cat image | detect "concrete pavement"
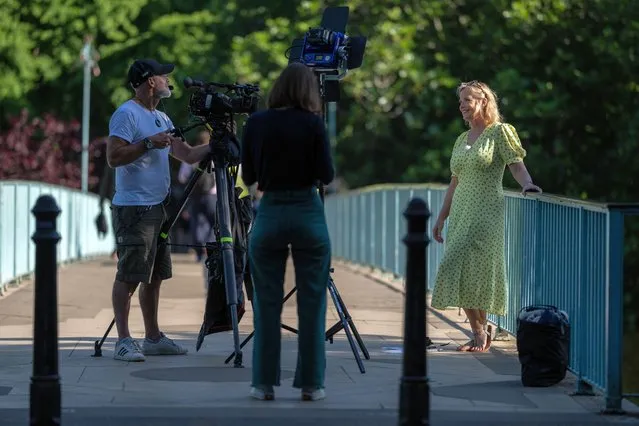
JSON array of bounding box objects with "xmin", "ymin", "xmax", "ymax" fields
[{"xmin": 0, "ymin": 254, "xmax": 638, "ymax": 425}]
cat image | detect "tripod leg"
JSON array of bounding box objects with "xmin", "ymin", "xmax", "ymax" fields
[
  {"xmin": 224, "ymin": 330, "xmax": 255, "ymax": 364},
  {"xmin": 332, "ymin": 283, "xmax": 370, "ymax": 360},
  {"xmin": 224, "ymin": 287, "xmax": 298, "ymax": 364},
  {"xmin": 225, "ymin": 299, "xmax": 258, "ymax": 365},
  {"xmin": 281, "ymin": 286, "xmax": 298, "ymax": 334},
  {"xmin": 225, "ymin": 286, "xmax": 300, "ymax": 362},
  {"xmin": 92, "ymin": 318, "xmax": 116, "ymax": 357},
  {"xmin": 324, "ymin": 278, "xmax": 371, "ymax": 361},
  {"xmin": 228, "ymin": 303, "xmax": 242, "ymax": 367},
  {"xmin": 327, "ymin": 278, "xmax": 366, "ymax": 374},
  {"xmin": 214, "ymin": 168, "xmax": 243, "ymax": 368},
  {"xmin": 282, "ymin": 286, "xmax": 297, "ymax": 303},
  {"xmin": 282, "ymin": 324, "xmax": 298, "ymax": 333}
]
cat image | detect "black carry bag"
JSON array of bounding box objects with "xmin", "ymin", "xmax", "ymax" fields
[
  {"xmin": 516, "ymin": 304, "xmax": 571, "ymax": 387},
  {"xmin": 196, "ymin": 186, "xmax": 254, "ymax": 350}
]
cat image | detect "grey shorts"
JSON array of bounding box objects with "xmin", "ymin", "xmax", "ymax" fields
[{"xmin": 112, "ymin": 203, "xmax": 172, "ymax": 284}]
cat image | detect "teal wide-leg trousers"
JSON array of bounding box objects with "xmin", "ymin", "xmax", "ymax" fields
[{"xmin": 249, "ymin": 188, "xmax": 331, "ymax": 389}]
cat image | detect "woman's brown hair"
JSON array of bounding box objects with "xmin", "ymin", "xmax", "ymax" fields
[{"xmin": 266, "ymin": 63, "xmax": 322, "ymax": 114}]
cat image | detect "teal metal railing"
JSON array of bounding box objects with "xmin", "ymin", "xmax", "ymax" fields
[
  {"xmin": 325, "ymin": 183, "xmax": 638, "ymax": 413},
  {"xmin": 0, "ymin": 180, "xmax": 115, "ymax": 295}
]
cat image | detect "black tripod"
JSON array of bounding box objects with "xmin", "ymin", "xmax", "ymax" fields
[
  {"xmin": 224, "ymin": 79, "xmax": 370, "ymax": 373},
  {"xmin": 92, "ymin": 120, "xmax": 248, "ymax": 367},
  {"xmin": 224, "ymin": 206, "xmax": 371, "ymax": 373}
]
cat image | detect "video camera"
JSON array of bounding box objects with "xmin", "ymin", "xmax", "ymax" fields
[
  {"xmin": 287, "ymin": 6, "xmax": 367, "ymax": 102},
  {"xmin": 183, "ymin": 77, "xmax": 260, "ymax": 121},
  {"xmin": 178, "ymin": 77, "xmax": 261, "ymax": 166}
]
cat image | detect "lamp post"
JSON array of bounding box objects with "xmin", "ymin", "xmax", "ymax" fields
[{"xmin": 79, "ymin": 35, "xmax": 100, "ymax": 192}]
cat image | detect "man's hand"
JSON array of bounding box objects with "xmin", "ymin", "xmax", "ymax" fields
[
  {"xmin": 170, "ymin": 133, "xmax": 211, "ymax": 164},
  {"xmin": 169, "ymin": 127, "xmax": 186, "ymax": 142},
  {"xmin": 148, "ymin": 131, "xmax": 179, "ymax": 149},
  {"xmin": 225, "ymin": 120, "xmax": 237, "ymax": 134}
]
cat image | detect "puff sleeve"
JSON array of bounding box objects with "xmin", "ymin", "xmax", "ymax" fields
[
  {"xmin": 498, "ymin": 123, "xmax": 526, "ymax": 165},
  {"xmin": 450, "ymin": 132, "xmax": 466, "ymax": 178}
]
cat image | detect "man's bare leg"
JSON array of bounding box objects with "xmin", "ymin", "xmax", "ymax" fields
[
  {"xmin": 139, "ymin": 275, "xmax": 188, "ymax": 355},
  {"xmin": 139, "ymin": 276, "xmax": 162, "ymax": 341},
  {"xmin": 112, "ymin": 279, "xmax": 145, "ymax": 361},
  {"xmin": 112, "ymin": 280, "xmax": 139, "ymax": 340}
]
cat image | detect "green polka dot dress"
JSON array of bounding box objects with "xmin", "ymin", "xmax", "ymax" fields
[{"xmin": 431, "ymin": 122, "xmax": 526, "ymax": 316}]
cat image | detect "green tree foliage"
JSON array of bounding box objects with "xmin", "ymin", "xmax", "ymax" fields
[{"xmin": 1, "ymin": 0, "xmax": 637, "ymax": 199}]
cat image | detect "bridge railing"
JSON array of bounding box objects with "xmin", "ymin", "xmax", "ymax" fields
[
  {"xmin": 0, "ymin": 180, "xmax": 115, "ymax": 295},
  {"xmin": 325, "ymin": 183, "xmax": 638, "ymax": 412}
]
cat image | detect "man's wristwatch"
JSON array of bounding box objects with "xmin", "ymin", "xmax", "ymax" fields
[{"xmin": 143, "ymin": 138, "xmax": 154, "ymax": 150}]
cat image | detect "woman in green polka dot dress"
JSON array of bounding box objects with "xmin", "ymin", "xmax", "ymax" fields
[{"xmin": 431, "ymin": 81, "xmax": 542, "ymax": 353}]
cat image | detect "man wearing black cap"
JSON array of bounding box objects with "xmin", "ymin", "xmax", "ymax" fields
[{"xmin": 106, "ymin": 58, "xmax": 213, "ymax": 362}]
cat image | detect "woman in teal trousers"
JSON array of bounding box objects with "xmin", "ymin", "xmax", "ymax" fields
[{"xmin": 240, "ymin": 63, "xmax": 335, "ymax": 401}]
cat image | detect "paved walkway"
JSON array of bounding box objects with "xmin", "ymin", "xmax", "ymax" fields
[{"xmin": 0, "ymin": 254, "xmax": 638, "ymax": 425}]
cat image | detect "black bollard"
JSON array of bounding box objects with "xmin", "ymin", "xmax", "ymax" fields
[
  {"xmin": 30, "ymin": 195, "xmax": 62, "ymax": 426},
  {"xmin": 399, "ymin": 197, "xmax": 430, "ymax": 426}
]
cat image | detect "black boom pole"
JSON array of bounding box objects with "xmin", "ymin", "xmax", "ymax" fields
[
  {"xmin": 398, "ymin": 197, "xmax": 431, "ymax": 426},
  {"xmin": 30, "ymin": 195, "xmax": 62, "ymax": 426}
]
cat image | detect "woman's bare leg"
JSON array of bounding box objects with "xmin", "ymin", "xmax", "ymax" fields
[
  {"xmin": 470, "ymin": 309, "xmax": 491, "ymax": 352},
  {"xmin": 457, "ymin": 308, "xmax": 479, "ymax": 351}
]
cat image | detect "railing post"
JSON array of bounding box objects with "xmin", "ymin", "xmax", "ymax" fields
[
  {"xmin": 604, "ymin": 208, "xmax": 625, "ymax": 414},
  {"xmin": 394, "ymin": 190, "xmax": 400, "ymax": 275},
  {"xmin": 575, "ymin": 207, "xmax": 595, "ymax": 396},
  {"xmin": 399, "ymin": 197, "xmax": 431, "ymax": 426},
  {"xmin": 533, "ymin": 198, "xmax": 542, "ymax": 304},
  {"xmin": 30, "ymin": 195, "xmax": 62, "ymax": 426},
  {"xmin": 382, "ymin": 190, "xmax": 388, "ymax": 271}
]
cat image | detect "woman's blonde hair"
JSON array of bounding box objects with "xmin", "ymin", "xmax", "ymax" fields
[
  {"xmin": 267, "ymin": 63, "xmax": 322, "ymax": 114},
  {"xmin": 456, "ymin": 80, "xmax": 503, "ymax": 125}
]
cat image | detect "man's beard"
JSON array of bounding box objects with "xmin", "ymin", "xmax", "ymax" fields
[{"xmin": 157, "ymin": 88, "xmax": 172, "ymax": 99}]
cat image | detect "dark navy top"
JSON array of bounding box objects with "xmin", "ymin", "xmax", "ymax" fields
[{"xmin": 240, "ymin": 107, "xmax": 335, "ymax": 191}]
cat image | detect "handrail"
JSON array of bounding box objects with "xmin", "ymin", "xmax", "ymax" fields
[
  {"xmin": 0, "ymin": 180, "xmax": 115, "ymax": 294},
  {"xmin": 324, "ymin": 185, "xmax": 637, "ymax": 413},
  {"xmin": 337, "ymin": 183, "xmax": 610, "ymax": 212}
]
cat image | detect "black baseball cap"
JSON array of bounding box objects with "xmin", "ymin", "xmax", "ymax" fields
[{"xmin": 128, "ymin": 58, "xmax": 175, "ymax": 88}]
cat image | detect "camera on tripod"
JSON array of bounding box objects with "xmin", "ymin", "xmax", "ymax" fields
[
  {"xmin": 183, "ymin": 77, "xmax": 260, "ymax": 119},
  {"xmin": 180, "ymin": 77, "xmax": 261, "ymax": 166}
]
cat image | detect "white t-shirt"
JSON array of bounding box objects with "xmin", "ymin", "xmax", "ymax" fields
[{"xmin": 108, "ymin": 100, "xmax": 173, "ymax": 206}]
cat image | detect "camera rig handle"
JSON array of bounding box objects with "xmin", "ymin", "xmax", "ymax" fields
[
  {"xmin": 169, "ymin": 120, "xmax": 207, "ymax": 141},
  {"xmin": 183, "ymin": 77, "xmax": 260, "ymax": 95}
]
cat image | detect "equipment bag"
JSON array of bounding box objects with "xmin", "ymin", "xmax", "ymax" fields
[
  {"xmin": 516, "ymin": 304, "xmax": 571, "ymax": 387},
  {"xmin": 195, "ymin": 182, "xmax": 253, "ymax": 351}
]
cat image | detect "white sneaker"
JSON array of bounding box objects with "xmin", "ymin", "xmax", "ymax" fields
[
  {"xmin": 114, "ymin": 337, "xmax": 145, "ymax": 362},
  {"xmin": 249, "ymin": 385, "xmax": 274, "ymax": 401},
  {"xmin": 302, "ymin": 388, "xmax": 326, "ymax": 401},
  {"xmin": 142, "ymin": 332, "xmax": 188, "ymax": 356}
]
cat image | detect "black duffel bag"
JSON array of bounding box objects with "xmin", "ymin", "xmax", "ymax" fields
[
  {"xmin": 195, "ymin": 186, "xmax": 253, "ymax": 352},
  {"xmin": 516, "ymin": 304, "xmax": 571, "ymax": 387}
]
